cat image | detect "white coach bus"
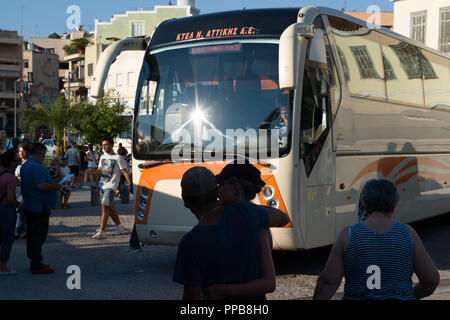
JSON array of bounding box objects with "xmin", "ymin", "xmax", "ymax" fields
[{"xmin": 91, "ymin": 6, "xmax": 450, "ymax": 250}]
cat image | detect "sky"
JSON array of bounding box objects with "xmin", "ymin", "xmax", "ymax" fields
[{"xmin": 0, "ymin": 0, "xmax": 394, "ymax": 41}]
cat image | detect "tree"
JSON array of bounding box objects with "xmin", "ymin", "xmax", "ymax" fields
[
  {"xmin": 70, "ymin": 90, "xmax": 130, "ymax": 146},
  {"xmin": 63, "ymin": 37, "xmax": 90, "ymax": 54},
  {"xmin": 48, "ymin": 32, "xmax": 60, "ymax": 39},
  {"xmin": 23, "ymin": 94, "xmax": 71, "ymax": 156}
]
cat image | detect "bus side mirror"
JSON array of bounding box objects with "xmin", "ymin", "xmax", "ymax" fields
[
  {"xmin": 279, "ymin": 23, "xmax": 316, "ymax": 91},
  {"xmin": 279, "ymin": 24, "xmax": 298, "ymax": 91}
]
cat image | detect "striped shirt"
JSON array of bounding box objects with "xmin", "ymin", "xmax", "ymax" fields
[{"xmin": 343, "ymin": 221, "xmax": 415, "ymax": 300}]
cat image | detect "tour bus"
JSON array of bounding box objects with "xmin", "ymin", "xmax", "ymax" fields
[{"xmin": 91, "ymin": 6, "xmax": 450, "ymax": 250}]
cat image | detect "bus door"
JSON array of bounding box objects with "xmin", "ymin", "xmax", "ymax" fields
[{"xmin": 298, "ymin": 16, "xmax": 341, "ymax": 248}]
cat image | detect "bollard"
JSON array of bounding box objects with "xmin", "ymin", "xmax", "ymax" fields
[
  {"xmin": 91, "ymin": 186, "xmax": 101, "ymax": 206},
  {"xmin": 119, "ymin": 183, "xmax": 130, "ymax": 204}
]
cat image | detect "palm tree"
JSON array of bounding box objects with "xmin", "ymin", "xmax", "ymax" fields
[{"xmin": 23, "ymin": 94, "xmax": 71, "ymax": 157}]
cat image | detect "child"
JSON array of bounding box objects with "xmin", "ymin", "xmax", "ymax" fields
[
  {"xmin": 48, "ymin": 158, "xmax": 63, "ymax": 209},
  {"xmin": 59, "ymin": 157, "xmax": 73, "ymax": 209}
]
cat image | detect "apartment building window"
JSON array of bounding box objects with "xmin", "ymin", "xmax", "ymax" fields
[
  {"xmin": 440, "ymin": 7, "xmax": 450, "ymax": 53},
  {"xmin": 24, "ymin": 60, "xmax": 29, "ymax": 69},
  {"xmin": 411, "ymin": 11, "xmax": 427, "ymax": 44},
  {"xmin": 131, "ymin": 22, "xmax": 145, "ymax": 37},
  {"xmin": 116, "ymin": 73, "xmax": 124, "ymax": 87},
  {"xmin": 128, "ymin": 72, "xmax": 135, "ymax": 87}
]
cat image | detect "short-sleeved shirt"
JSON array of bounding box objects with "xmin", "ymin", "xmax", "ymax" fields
[
  {"xmin": 65, "ymin": 148, "xmax": 80, "ymax": 167},
  {"xmin": 173, "ymin": 202, "xmax": 269, "ymax": 299},
  {"xmin": 87, "ymin": 151, "xmax": 98, "ymax": 168},
  {"xmin": 20, "ymin": 157, "xmax": 58, "ymax": 213},
  {"xmin": 98, "ymin": 153, "xmax": 127, "ymax": 191},
  {"xmin": 0, "ymin": 169, "xmax": 17, "ymax": 206}
]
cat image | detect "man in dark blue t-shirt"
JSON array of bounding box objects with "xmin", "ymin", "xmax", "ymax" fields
[
  {"xmin": 173, "ymin": 166, "xmax": 289, "ymax": 300},
  {"xmin": 21, "ymin": 142, "xmax": 60, "ymax": 274}
]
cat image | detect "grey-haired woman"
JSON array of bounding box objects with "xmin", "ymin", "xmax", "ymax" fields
[{"xmin": 314, "ymin": 179, "xmax": 440, "ymax": 300}]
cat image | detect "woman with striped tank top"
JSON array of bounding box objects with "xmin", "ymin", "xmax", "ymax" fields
[{"xmin": 313, "ymin": 179, "xmax": 440, "ymax": 300}]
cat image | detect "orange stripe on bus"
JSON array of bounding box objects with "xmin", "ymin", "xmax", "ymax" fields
[
  {"xmin": 350, "ymin": 156, "xmax": 450, "ymax": 189},
  {"xmin": 349, "ymin": 157, "xmax": 406, "ymax": 188},
  {"xmin": 135, "ymin": 161, "xmax": 291, "ymax": 228}
]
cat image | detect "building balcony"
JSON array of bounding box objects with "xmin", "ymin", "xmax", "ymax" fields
[
  {"xmin": 0, "ymin": 91, "xmax": 16, "ymax": 99},
  {"xmin": 63, "ymin": 80, "xmax": 85, "ymax": 90},
  {"xmin": 0, "ymin": 64, "xmax": 20, "ymax": 72},
  {"xmin": 0, "ymin": 37, "xmax": 22, "ymax": 45},
  {"xmin": 0, "ymin": 63, "xmax": 21, "ymax": 77},
  {"xmin": 64, "ymin": 53, "xmax": 85, "ymax": 62}
]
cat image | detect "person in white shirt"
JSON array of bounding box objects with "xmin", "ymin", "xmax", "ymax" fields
[
  {"xmin": 92, "ymin": 137, "xmax": 131, "ymax": 239},
  {"xmin": 86, "ymin": 144, "xmax": 99, "ymax": 187}
]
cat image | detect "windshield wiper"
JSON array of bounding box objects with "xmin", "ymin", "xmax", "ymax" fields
[
  {"xmin": 230, "ymin": 153, "xmax": 277, "ymax": 170},
  {"xmin": 138, "ymin": 161, "xmax": 169, "ymax": 169}
]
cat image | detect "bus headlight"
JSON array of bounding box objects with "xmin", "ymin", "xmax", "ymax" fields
[
  {"xmin": 262, "ymin": 185, "xmax": 274, "ymax": 200},
  {"xmin": 267, "ymin": 197, "xmax": 279, "ymax": 208},
  {"xmin": 136, "ymin": 187, "xmax": 150, "ymax": 221},
  {"xmin": 140, "ymin": 186, "xmax": 149, "ymax": 199},
  {"xmin": 137, "ymin": 207, "xmax": 145, "ymax": 221},
  {"xmin": 139, "ymin": 196, "xmax": 147, "ymax": 210}
]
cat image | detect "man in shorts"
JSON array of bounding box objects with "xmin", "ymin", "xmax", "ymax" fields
[
  {"xmin": 64, "ymin": 143, "xmax": 81, "ymax": 188},
  {"xmin": 92, "ymin": 137, "xmax": 131, "ymax": 239}
]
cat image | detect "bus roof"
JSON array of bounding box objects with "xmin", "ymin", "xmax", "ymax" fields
[{"xmin": 149, "ymin": 8, "xmax": 301, "ymax": 49}]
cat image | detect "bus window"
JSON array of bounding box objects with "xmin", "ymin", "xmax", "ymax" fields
[
  {"xmin": 328, "ymin": 16, "xmax": 386, "ymax": 101},
  {"xmin": 134, "ymin": 42, "xmax": 293, "ymax": 160},
  {"xmin": 380, "ymin": 35, "xmax": 424, "ymax": 107},
  {"xmin": 300, "ymin": 16, "xmax": 335, "ymax": 176},
  {"xmin": 420, "ymin": 49, "xmax": 450, "ymax": 110}
]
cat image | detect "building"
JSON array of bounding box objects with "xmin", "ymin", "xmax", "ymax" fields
[
  {"xmin": 91, "ymin": 0, "xmax": 199, "ymax": 113},
  {"xmin": 95, "ymin": 1, "xmax": 198, "ymax": 46},
  {"xmin": 22, "ymin": 48, "xmax": 60, "ymax": 109},
  {"xmin": 64, "ymin": 51, "xmax": 88, "ymax": 102},
  {"xmin": 345, "ymin": 10, "xmax": 394, "ymax": 30},
  {"xmin": 0, "ymin": 30, "xmax": 23, "ymax": 137},
  {"xmin": 29, "ymin": 28, "xmax": 93, "ymax": 102},
  {"xmin": 392, "ymin": 0, "xmax": 450, "ymax": 53}
]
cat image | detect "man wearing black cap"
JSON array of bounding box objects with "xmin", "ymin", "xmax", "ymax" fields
[
  {"xmin": 215, "ymin": 160, "xmax": 266, "ymax": 205},
  {"xmin": 173, "ymin": 166, "xmax": 290, "ymax": 300}
]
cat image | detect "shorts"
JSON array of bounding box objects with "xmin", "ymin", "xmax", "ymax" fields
[
  {"xmin": 61, "ymin": 180, "xmax": 73, "ymax": 195},
  {"xmin": 69, "ymin": 165, "xmax": 80, "ymax": 177},
  {"xmin": 100, "ymin": 188, "xmax": 115, "ymax": 206}
]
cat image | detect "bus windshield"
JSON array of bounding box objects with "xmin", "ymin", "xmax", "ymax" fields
[{"xmin": 133, "ymin": 41, "xmax": 292, "ymax": 161}]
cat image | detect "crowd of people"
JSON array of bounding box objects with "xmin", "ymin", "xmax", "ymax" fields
[
  {"xmin": 0, "ymin": 137, "xmax": 133, "ymax": 275},
  {"xmin": 0, "ymin": 139, "xmax": 442, "ymax": 299}
]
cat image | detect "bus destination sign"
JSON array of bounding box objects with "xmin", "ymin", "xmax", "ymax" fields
[{"xmin": 176, "ymin": 26, "xmax": 258, "ymax": 41}]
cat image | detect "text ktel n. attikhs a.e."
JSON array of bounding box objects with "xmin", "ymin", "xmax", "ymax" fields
[{"xmin": 176, "ymin": 26, "xmax": 257, "ymax": 41}]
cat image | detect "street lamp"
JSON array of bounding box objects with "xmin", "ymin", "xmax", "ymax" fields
[
  {"xmin": 14, "ymin": 79, "xmax": 23, "ymax": 138},
  {"xmin": 64, "ymin": 69, "xmax": 78, "ymax": 151}
]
